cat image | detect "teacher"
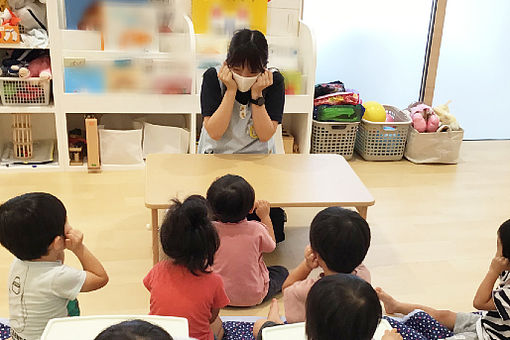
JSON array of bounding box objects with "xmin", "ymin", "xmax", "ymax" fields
[
  {"xmin": 198, "ymin": 29, "xmax": 286, "ymax": 242},
  {"xmin": 198, "ymin": 29, "xmax": 285, "ymax": 154}
]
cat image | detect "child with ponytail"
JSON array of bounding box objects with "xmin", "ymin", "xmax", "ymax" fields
[{"xmin": 143, "ymin": 195, "xmax": 230, "ymax": 340}]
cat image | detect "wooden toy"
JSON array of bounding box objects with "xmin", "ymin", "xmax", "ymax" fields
[
  {"xmin": 11, "ymin": 113, "xmax": 32, "ymax": 159},
  {"xmin": 85, "ymin": 116, "xmax": 100, "ymax": 171}
]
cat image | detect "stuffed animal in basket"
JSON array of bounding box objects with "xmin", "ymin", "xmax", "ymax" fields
[
  {"xmin": 1, "ymin": 49, "xmax": 45, "ymax": 77},
  {"xmin": 409, "ymin": 102, "xmax": 440, "ymax": 133},
  {"xmin": 21, "ymin": 54, "xmax": 51, "ymax": 79},
  {"xmin": 7, "ymin": 0, "xmax": 46, "ymax": 31},
  {"xmin": 433, "ymin": 100, "xmax": 460, "ymax": 131}
]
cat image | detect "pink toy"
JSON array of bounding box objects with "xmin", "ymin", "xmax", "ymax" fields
[
  {"xmin": 20, "ymin": 55, "xmax": 51, "ymax": 80},
  {"xmin": 409, "ymin": 103, "xmax": 439, "ymax": 133}
]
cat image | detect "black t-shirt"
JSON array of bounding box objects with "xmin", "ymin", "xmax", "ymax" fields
[{"xmin": 200, "ymin": 67, "xmax": 285, "ymax": 123}]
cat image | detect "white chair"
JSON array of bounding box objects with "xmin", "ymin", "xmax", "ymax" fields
[
  {"xmin": 41, "ymin": 315, "xmax": 189, "ymax": 340},
  {"xmin": 261, "ymin": 319, "xmax": 393, "ymax": 340}
]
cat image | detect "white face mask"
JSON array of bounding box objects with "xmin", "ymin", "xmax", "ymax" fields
[{"xmin": 232, "ymin": 72, "xmax": 259, "ymax": 92}]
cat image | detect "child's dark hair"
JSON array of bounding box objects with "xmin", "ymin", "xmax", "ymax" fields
[
  {"xmin": 306, "ymin": 274, "xmax": 381, "ymax": 340},
  {"xmin": 160, "ymin": 195, "xmax": 219, "ymax": 275},
  {"xmin": 498, "ymin": 219, "xmax": 510, "ymax": 259},
  {"xmin": 206, "ymin": 174, "xmax": 255, "ymax": 223},
  {"xmin": 226, "ymin": 29, "xmax": 268, "ymax": 74},
  {"xmin": 310, "ymin": 207, "xmax": 370, "ymax": 273},
  {"xmin": 94, "ymin": 319, "xmax": 173, "ymax": 340},
  {"xmin": 0, "ymin": 192, "xmax": 66, "ymax": 260}
]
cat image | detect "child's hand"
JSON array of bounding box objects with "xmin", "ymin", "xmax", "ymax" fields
[
  {"xmin": 65, "ymin": 227, "xmax": 84, "ymax": 253},
  {"xmin": 304, "ymin": 245, "xmax": 319, "ymax": 270},
  {"xmin": 255, "ymin": 200, "xmax": 271, "ymax": 220},
  {"xmin": 490, "ymin": 256, "xmax": 509, "ymax": 275},
  {"xmin": 382, "ymin": 329, "xmax": 403, "ymax": 340}
]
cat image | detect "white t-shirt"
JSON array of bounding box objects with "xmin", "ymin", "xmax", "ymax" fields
[{"xmin": 8, "ymin": 259, "xmax": 86, "ymax": 340}]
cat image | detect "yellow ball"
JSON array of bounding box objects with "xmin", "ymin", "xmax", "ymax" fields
[{"xmin": 362, "ymin": 101, "xmax": 386, "ymax": 122}]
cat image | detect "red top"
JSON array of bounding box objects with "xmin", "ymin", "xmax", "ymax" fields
[{"xmin": 144, "ymin": 261, "xmax": 230, "ymax": 340}]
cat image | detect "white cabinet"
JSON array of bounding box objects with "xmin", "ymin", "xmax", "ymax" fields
[{"xmin": 0, "ymin": 0, "xmax": 315, "ymax": 172}]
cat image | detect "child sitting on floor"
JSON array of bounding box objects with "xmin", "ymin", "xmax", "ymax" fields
[
  {"xmin": 253, "ymin": 274, "xmax": 402, "ymax": 340},
  {"xmin": 283, "ymin": 207, "xmax": 371, "ymax": 323},
  {"xmin": 0, "ymin": 192, "xmax": 109, "ymax": 340},
  {"xmin": 377, "ymin": 218, "xmax": 510, "ymax": 340},
  {"xmin": 144, "ymin": 195, "xmax": 230, "ymax": 340},
  {"xmin": 206, "ymin": 174, "xmax": 289, "ymax": 307}
]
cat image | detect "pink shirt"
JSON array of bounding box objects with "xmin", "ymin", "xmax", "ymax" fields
[
  {"xmin": 212, "ymin": 219, "xmax": 276, "ymax": 306},
  {"xmin": 144, "ymin": 261, "xmax": 230, "ymax": 340},
  {"xmin": 283, "ymin": 264, "xmax": 371, "ymax": 323}
]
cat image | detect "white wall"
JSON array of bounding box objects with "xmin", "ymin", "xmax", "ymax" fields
[
  {"xmin": 303, "ymin": 0, "xmax": 432, "ymax": 108},
  {"xmin": 433, "ymin": 0, "xmax": 510, "ymax": 139}
]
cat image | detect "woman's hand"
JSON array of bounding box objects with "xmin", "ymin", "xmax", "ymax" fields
[
  {"xmin": 251, "ymin": 70, "xmax": 273, "ymax": 99},
  {"xmin": 218, "ymin": 63, "xmax": 237, "ymax": 92}
]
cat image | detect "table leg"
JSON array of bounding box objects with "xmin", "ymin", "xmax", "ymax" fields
[
  {"xmin": 152, "ymin": 209, "xmax": 159, "ymax": 265},
  {"xmin": 356, "ymin": 206, "xmax": 368, "ymax": 220}
]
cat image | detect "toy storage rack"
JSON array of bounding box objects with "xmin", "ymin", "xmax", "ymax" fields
[{"xmin": 0, "ymin": 0, "xmax": 316, "ymax": 172}]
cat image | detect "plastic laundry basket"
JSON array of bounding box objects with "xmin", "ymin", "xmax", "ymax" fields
[
  {"xmin": 355, "ymin": 105, "xmax": 411, "ymax": 161},
  {"xmin": 311, "ymin": 120, "xmax": 360, "ymax": 160},
  {"xmin": 0, "ymin": 77, "xmax": 51, "ymax": 105}
]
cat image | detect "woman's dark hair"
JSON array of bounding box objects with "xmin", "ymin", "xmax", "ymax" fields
[
  {"xmin": 94, "ymin": 319, "xmax": 173, "ymax": 340},
  {"xmin": 226, "ymin": 29, "xmax": 268, "ymax": 74},
  {"xmin": 206, "ymin": 174, "xmax": 255, "ymax": 223},
  {"xmin": 498, "ymin": 219, "xmax": 510, "ymax": 259},
  {"xmin": 306, "ymin": 274, "xmax": 382, "ymax": 340},
  {"xmin": 310, "ymin": 207, "xmax": 370, "ymax": 274},
  {"xmin": 160, "ymin": 195, "xmax": 219, "ymax": 275},
  {"xmin": 0, "ymin": 192, "xmax": 67, "ymax": 260}
]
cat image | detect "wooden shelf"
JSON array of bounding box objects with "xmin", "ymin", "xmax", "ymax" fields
[
  {"xmin": 0, "ymin": 104, "xmax": 55, "ymax": 114},
  {"xmin": 62, "ymin": 94, "xmax": 199, "ymax": 114}
]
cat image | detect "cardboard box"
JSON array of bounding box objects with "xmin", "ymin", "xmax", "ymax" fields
[{"xmin": 85, "ymin": 118, "xmax": 101, "ymax": 170}]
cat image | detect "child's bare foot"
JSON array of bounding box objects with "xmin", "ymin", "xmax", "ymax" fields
[
  {"xmin": 376, "ymin": 287, "xmax": 400, "ymax": 315},
  {"xmin": 267, "ymin": 298, "xmax": 284, "ymax": 324}
]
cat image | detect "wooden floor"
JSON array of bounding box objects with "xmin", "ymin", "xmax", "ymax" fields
[{"xmin": 1, "ymin": 141, "xmax": 509, "ymax": 319}]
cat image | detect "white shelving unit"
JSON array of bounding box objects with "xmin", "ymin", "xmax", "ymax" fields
[{"xmin": 0, "ymin": 0, "xmax": 316, "ymax": 172}]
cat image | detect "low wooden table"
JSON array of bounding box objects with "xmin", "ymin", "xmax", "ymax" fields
[{"xmin": 145, "ymin": 154, "xmax": 375, "ymax": 264}]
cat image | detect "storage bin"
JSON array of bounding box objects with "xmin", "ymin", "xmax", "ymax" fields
[
  {"xmin": 311, "ymin": 120, "xmax": 359, "ymax": 160},
  {"xmin": 405, "ymin": 127, "xmax": 463, "ymax": 164},
  {"xmin": 355, "ymin": 105, "xmax": 411, "ymax": 161},
  {"xmin": 99, "ymin": 129, "xmax": 143, "ymax": 165},
  {"xmin": 0, "ymin": 77, "xmax": 51, "ymax": 105},
  {"xmin": 142, "ymin": 122, "xmax": 190, "ymax": 157}
]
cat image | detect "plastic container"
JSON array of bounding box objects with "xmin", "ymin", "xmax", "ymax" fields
[
  {"xmin": 311, "ymin": 120, "xmax": 360, "ymax": 160},
  {"xmin": 355, "ymin": 105, "xmax": 411, "ymax": 161},
  {"xmin": 0, "ymin": 77, "xmax": 51, "ymax": 106},
  {"xmin": 405, "ymin": 127, "xmax": 463, "ymax": 164}
]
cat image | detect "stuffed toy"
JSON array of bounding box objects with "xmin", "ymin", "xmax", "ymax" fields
[
  {"xmin": 1, "ymin": 49, "xmax": 45, "ymax": 77},
  {"xmin": 409, "ymin": 102, "xmax": 440, "ymax": 133},
  {"xmin": 0, "ymin": 8, "xmax": 20, "ymax": 26},
  {"xmin": 21, "ymin": 54, "xmax": 51, "ymax": 79},
  {"xmin": 434, "ymin": 100, "xmax": 460, "ymax": 131},
  {"xmin": 8, "ymin": 0, "xmax": 46, "ymax": 31}
]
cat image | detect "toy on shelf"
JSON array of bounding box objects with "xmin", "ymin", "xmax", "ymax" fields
[
  {"xmin": 433, "ymin": 100, "xmax": 460, "ymax": 131},
  {"xmin": 1, "ymin": 49, "xmax": 48, "ymax": 77},
  {"xmin": 362, "ymin": 101, "xmax": 386, "ymax": 122},
  {"xmin": 0, "ymin": 5, "xmax": 21, "ymax": 44},
  {"xmin": 7, "ymin": 0, "xmax": 46, "ymax": 31},
  {"xmin": 68, "ymin": 128, "xmax": 86, "ymax": 166},
  {"xmin": 11, "ymin": 112, "xmax": 32, "ymax": 159},
  {"xmin": 408, "ymin": 102, "xmax": 440, "ymax": 133}
]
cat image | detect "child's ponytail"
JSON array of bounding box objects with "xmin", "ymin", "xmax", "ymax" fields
[{"xmin": 160, "ymin": 195, "xmax": 220, "ymax": 275}]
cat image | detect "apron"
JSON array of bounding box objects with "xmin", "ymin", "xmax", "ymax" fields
[{"xmin": 198, "ymin": 77, "xmax": 276, "ymax": 154}]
